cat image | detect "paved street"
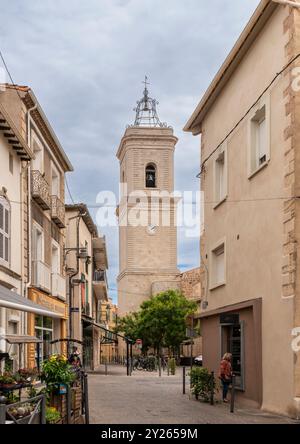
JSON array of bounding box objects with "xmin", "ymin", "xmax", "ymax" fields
[{"xmin": 88, "ymin": 365, "xmax": 295, "ymax": 425}]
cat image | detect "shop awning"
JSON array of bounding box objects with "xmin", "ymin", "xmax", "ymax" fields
[
  {"xmin": 0, "ymin": 285, "xmax": 62, "ymax": 318},
  {"xmin": 0, "ymin": 335, "xmax": 42, "ymax": 344}
]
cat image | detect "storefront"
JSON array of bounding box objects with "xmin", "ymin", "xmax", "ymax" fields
[
  {"xmin": 0, "ymin": 284, "xmax": 63, "ymax": 370},
  {"xmin": 27, "ymin": 288, "xmax": 68, "ymax": 367},
  {"xmin": 199, "ymin": 298, "xmax": 262, "ymax": 407}
]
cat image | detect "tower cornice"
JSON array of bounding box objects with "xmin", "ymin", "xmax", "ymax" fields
[{"xmin": 116, "ymin": 126, "xmax": 178, "ymax": 160}]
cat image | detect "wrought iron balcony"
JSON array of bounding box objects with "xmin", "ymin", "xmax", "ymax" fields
[
  {"xmin": 51, "ymin": 273, "xmax": 66, "ymax": 301},
  {"xmin": 32, "ymin": 260, "xmax": 51, "ymax": 293},
  {"xmin": 51, "ymin": 195, "xmax": 65, "ymax": 228},
  {"xmin": 31, "ymin": 170, "xmax": 51, "ymax": 210}
]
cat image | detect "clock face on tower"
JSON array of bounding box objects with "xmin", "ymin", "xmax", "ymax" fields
[{"xmin": 147, "ymin": 224, "xmax": 157, "ymax": 235}]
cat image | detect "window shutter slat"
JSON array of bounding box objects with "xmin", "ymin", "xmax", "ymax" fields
[
  {"xmin": 5, "ymin": 208, "xmax": 9, "ymax": 234},
  {"xmin": 5, "ymin": 236, "xmax": 8, "ymax": 262},
  {"xmin": 0, "ymin": 233, "xmax": 3, "ymax": 260},
  {"xmin": 0, "ymin": 204, "xmax": 3, "ymax": 231}
]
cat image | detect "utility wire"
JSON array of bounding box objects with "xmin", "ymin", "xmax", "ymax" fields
[
  {"xmin": 65, "ymin": 176, "xmax": 75, "ymax": 205},
  {"xmin": 0, "ymin": 49, "xmax": 23, "ymax": 102},
  {"xmin": 197, "ymin": 52, "xmax": 300, "ymax": 177}
]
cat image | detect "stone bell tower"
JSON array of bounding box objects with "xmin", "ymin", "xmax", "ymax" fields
[{"xmin": 116, "ymin": 78, "xmax": 180, "ymax": 316}]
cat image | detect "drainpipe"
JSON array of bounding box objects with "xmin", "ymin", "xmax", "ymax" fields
[{"xmin": 24, "ymin": 103, "xmax": 37, "ymax": 364}]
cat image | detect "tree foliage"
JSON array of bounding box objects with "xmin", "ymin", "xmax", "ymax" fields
[{"xmin": 117, "ymin": 290, "xmax": 197, "ymax": 353}]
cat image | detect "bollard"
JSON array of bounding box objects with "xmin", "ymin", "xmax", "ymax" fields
[
  {"xmin": 83, "ymin": 373, "xmax": 90, "ymax": 424},
  {"xmin": 158, "ymin": 357, "xmax": 162, "ymax": 378},
  {"xmin": 210, "ymin": 371, "xmax": 214, "ymax": 406},
  {"xmin": 230, "ymin": 374, "xmax": 236, "ymax": 413},
  {"xmin": 182, "ymin": 366, "xmax": 186, "ymax": 395}
]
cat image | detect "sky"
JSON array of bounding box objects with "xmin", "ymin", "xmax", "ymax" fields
[{"xmin": 0, "ymin": 0, "xmax": 261, "ymax": 303}]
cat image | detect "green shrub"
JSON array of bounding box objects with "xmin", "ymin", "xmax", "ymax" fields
[
  {"xmin": 190, "ymin": 367, "xmax": 216, "ymax": 402},
  {"xmin": 168, "ymin": 358, "xmax": 176, "ymax": 375}
]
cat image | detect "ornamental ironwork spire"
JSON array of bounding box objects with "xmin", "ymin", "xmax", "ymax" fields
[{"xmin": 132, "ymin": 76, "xmax": 167, "ymax": 128}]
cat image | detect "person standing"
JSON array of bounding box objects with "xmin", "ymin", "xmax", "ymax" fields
[{"xmin": 219, "ymin": 353, "xmax": 233, "ymax": 403}]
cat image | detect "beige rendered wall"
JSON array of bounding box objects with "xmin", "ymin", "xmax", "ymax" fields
[{"xmin": 199, "ymin": 6, "xmax": 295, "ymax": 414}]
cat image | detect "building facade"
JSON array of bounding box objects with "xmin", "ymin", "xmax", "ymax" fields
[
  {"xmin": 0, "ymin": 84, "xmax": 73, "ymax": 369},
  {"xmin": 0, "ymin": 91, "xmax": 33, "ymax": 370},
  {"xmin": 99, "ymin": 297, "xmax": 118, "ymax": 364},
  {"xmin": 65, "ymin": 204, "xmax": 109, "ymax": 370},
  {"xmin": 117, "ymin": 82, "xmax": 180, "ymax": 316},
  {"xmin": 185, "ymin": 0, "xmax": 300, "ymax": 416},
  {"xmin": 180, "ymin": 268, "xmax": 203, "ymax": 359}
]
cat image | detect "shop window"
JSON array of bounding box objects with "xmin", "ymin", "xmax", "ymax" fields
[
  {"xmin": 0, "ymin": 197, "xmax": 10, "ymax": 266},
  {"xmin": 35, "ymin": 316, "xmax": 53, "ymax": 363},
  {"xmin": 221, "ymin": 321, "xmax": 245, "ymax": 391},
  {"xmin": 145, "ymin": 163, "xmax": 156, "ymax": 188}
]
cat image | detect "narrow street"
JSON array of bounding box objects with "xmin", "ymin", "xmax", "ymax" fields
[{"xmin": 88, "ymin": 366, "xmax": 294, "ymax": 425}]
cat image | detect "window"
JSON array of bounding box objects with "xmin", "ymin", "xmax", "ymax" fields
[
  {"xmin": 9, "ymin": 153, "xmax": 14, "ymax": 175},
  {"xmin": 214, "ymin": 148, "xmax": 227, "ymax": 205},
  {"xmin": 51, "ymin": 240, "xmax": 60, "ymax": 274},
  {"xmin": 35, "ymin": 316, "xmax": 53, "ymax": 363},
  {"xmin": 145, "ymin": 163, "xmax": 156, "ymax": 188},
  {"xmin": 32, "ymin": 223, "xmax": 44, "ymax": 263},
  {"xmin": 221, "ymin": 321, "xmax": 245, "ymax": 390},
  {"xmin": 31, "ymin": 133, "xmax": 44, "ymax": 172},
  {"xmin": 0, "ymin": 197, "xmax": 10, "ymax": 265},
  {"xmin": 210, "ymin": 241, "xmax": 225, "ymax": 289},
  {"xmin": 51, "ymin": 164, "xmax": 60, "ymax": 196},
  {"xmin": 249, "ymin": 100, "xmax": 270, "ymax": 176}
]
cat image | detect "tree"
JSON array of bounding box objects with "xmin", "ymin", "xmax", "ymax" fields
[{"xmin": 117, "ymin": 290, "xmax": 197, "ymax": 356}]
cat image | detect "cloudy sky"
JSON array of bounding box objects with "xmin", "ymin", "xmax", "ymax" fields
[{"xmin": 0, "ymin": 0, "xmax": 260, "ymax": 302}]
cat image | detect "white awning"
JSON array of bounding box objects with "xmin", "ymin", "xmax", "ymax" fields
[{"xmin": 0, "ymin": 285, "xmax": 62, "ymax": 318}]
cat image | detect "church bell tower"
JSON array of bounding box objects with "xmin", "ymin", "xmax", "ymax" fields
[{"xmin": 116, "ymin": 78, "xmax": 180, "ymax": 315}]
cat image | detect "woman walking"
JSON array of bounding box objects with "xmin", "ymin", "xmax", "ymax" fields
[{"xmin": 219, "ymin": 353, "xmax": 233, "ymax": 403}]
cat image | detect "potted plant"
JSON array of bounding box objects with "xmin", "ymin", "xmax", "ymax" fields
[
  {"xmin": 190, "ymin": 367, "xmax": 217, "ymax": 402},
  {"xmin": 41, "ymin": 355, "xmax": 75, "ymax": 394},
  {"xmin": 45, "ymin": 406, "xmax": 62, "ymax": 424},
  {"xmin": 0, "ymin": 373, "xmax": 17, "ymax": 389}
]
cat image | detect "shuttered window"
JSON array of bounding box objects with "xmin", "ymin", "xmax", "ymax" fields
[{"xmin": 0, "ymin": 197, "xmax": 10, "ymax": 264}]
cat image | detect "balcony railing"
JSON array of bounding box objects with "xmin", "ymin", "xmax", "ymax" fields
[
  {"xmin": 51, "ymin": 273, "xmax": 66, "ymax": 301},
  {"xmin": 31, "ymin": 170, "xmax": 51, "ymax": 210},
  {"xmin": 32, "ymin": 260, "xmax": 51, "ymax": 293},
  {"xmin": 51, "ymin": 195, "xmax": 65, "ymax": 228},
  {"xmin": 93, "ymin": 270, "xmax": 106, "ymax": 282}
]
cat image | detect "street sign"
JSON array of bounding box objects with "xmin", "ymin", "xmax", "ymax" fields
[
  {"xmin": 136, "ymin": 339, "xmax": 142, "ymax": 344},
  {"xmin": 71, "ymin": 307, "xmax": 80, "ymax": 313}
]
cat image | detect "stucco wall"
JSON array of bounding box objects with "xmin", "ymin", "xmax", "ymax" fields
[{"xmin": 198, "ymin": 6, "xmax": 295, "ymax": 414}]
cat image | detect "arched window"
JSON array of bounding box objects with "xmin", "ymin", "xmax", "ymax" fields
[
  {"xmin": 0, "ymin": 196, "xmax": 10, "ymax": 264},
  {"xmin": 145, "ymin": 163, "xmax": 156, "ymax": 188}
]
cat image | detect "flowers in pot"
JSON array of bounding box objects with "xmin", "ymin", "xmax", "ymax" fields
[
  {"xmin": 15, "ymin": 368, "xmax": 39, "ymax": 386},
  {"xmin": 46, "ymin": 406, "xmax": 62, "ymax": 424},
  {"xmin": 41, "ymin": 355, "xmax": 75, "ymax": 394},
  {"xmin": 0, "ymin": 373, "xmax": 17, "ymax": 389}
]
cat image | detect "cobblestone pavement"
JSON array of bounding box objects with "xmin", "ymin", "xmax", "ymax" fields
[{"xmin": 88, "ymin": 365, "xmax": 295, "ymax": 425}]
